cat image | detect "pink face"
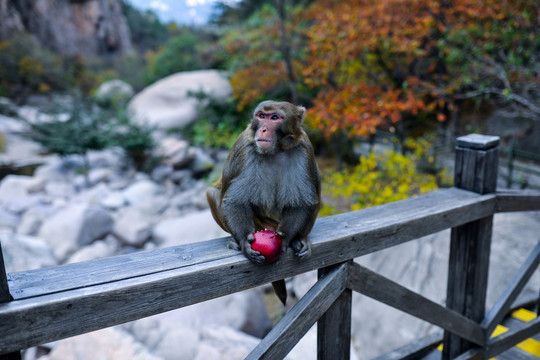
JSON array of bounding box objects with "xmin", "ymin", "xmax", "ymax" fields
[{"xmin": 255, "ymin": 111, "xmax": 283, "ymax": 151}]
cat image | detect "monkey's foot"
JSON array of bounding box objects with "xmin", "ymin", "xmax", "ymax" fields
[
  {"xmin": 227, "ymin": 238, "xmax": 241, "ymax": 251},
  {"xmin": 245, "ymin": 235, "xmax": 266, "ymax": 264},
  {"xmin": 291, "ymin": 238, "xmax": 311, "ymax": 258},
  {"xmin": 245, "ymin": 247, "xmax": 266, "ymax": 264}
]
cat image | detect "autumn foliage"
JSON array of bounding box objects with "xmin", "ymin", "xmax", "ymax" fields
[{"xmin": 224, "ymin": 0, "xmax": 539, "ymax": 139}]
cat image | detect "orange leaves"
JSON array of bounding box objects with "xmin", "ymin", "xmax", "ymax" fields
[
  {"xmin": 230, "ymin": 63, "xmax": 288, "ymax": 111},
  {"xmin": 307, "ymin": 84, "xmax": 427, "ymax": 138}
]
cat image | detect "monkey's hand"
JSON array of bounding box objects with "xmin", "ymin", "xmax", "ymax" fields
[
  {"xmin": 243, "ymin": 234, "xmax": 266, "ymax": 264},
  {"xmin": 290, "ymin": 237, "xmax": 312, "ymax": 258}
]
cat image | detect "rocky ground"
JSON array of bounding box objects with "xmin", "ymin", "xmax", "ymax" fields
[{"xmin": 1, "ymin": 71, "xmax": 540, "ymax": 359}]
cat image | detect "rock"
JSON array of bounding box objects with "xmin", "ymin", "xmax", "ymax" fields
[
  {"xmin": 16, "ymin": 206, "xmax": 54, "ymax": 235},
  {"xmin": 0, "ymin": 175, "xmax": 45, "ymax": 214},
  {"xmin": 66, "ymin": 236, "xmax": 118, "ymax": 264},
  {"xmin": 122, "ymin": 180, "xmax": 161, "ymax": 207},
  {"xmin": 95, "ymin": 79, "xmax": 134, "ymax": 106},
  {"xmin": 87, "ymin": 168, "xmax": 114, "ymax": 186},
  {"xmin": 189, "ymin": 148, "xmax": 215, "ymax": 177},
  {"xmin": 152, "ymin": 209, "xmax": 228, "ymax": 248},
  {"xmin": 0, "ymin": 231, "xmax": 57, "ymax": 272},
  {"xmin": 170, "ymin": 181, "xmax": 209, "ymax": 212},
  {"xmin": 44, "ymin": 181, "xmax": 76, "ymax": 199},
  {"xmin": 169, "ymin": 169, "xmax": 193, "ymax": 186},
  {"xmin": 42, "ymin": 327, "xmax": 161, "ymax": 360},
  {"xmin": 121, "ymin": 179, "xmax": 170, "ymax": 215},
  {"xmin": 0, "ymin": 208, "xmax": 19, "ymax": 230},
  {"xmin": 33, "ymin": 157, "xmax": 81, "ymax": 183},
  {"xmin": 100, "ymin": 191, "xmax": 126, "ymax": 210},
  {"xmin": 156, "ymin": 137, "xmax": 194, "ymax": 169},
  {"xmin": 195, "ymin": 326, "xmax": 259, "ymax": 360},
  {"xmin": 0, "ymin": 0, "xmax": 132, "ymax": 58},
  {"xmin": 38, "ymin": 204, "xmax": 113, "ymax": 262},
  {"xmin": 151, "ymin": 164, "xmax": 174, "ymax": 183},
  {"xmin": 128, "ymin": 70, "xmax": 232, "ymax": 131},
  {"xmin": 0, "ymin": 175, "xmax": 33, "ymax": 198},
  {"xmin": 124, "ymin": 291, "xmax": 271, "ymax": 360},
  {"xmin": 113, "ymin": 208, "xmax": 153, "ymax": 247}
]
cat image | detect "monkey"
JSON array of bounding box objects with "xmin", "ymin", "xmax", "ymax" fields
[{"xmin": 207, "ymin": 100, "xmax": 321, "ymax": 304}]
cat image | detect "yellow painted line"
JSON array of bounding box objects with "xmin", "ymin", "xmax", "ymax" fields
[
  {"xmin": 512, "ymin": 308, "xmax": 537, "ymax": 322},
  {"xmin": 491, "ymin": 321, "xmax": 540, "ymax": 357},
  {"xmin": 433, "ymin": 309, "xmax": 539, "ymax": 358}
]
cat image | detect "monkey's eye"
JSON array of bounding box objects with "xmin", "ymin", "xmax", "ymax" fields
[
  {"xmin": 271, "ymin": 114, "xmax": 280, "ymax": 120},
  {"xmin": 257, "ymin": 112, "xmax": 265, "ymax": 119}
]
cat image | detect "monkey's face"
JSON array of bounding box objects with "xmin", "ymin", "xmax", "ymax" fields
[
  {"xmin": 251, "ymin": 101, "xmax": 306, "ymax": 155},
  {"xmin": 253, "ymin": 109, "xmax": 283, "ymax": 154}
]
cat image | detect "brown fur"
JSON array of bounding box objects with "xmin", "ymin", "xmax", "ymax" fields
[{"xmin": 207, "ymin": 100, "xmax": 321, "ymax": 266}]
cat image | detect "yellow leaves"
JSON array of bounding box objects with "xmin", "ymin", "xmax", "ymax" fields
[
  {"xmin": 18, "ymin": 56, "xmax": 44, "ymax": 77},
  {"xmin": 321, "ymin": 141, "xmax": 445, "ymax": 215}
]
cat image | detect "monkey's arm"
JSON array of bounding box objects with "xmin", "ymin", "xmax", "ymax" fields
[
  {"xmin": 222, "ymin": 201, "xmax": 266, "ymax": 264},
  {"xmin": 277, "ymin": 204, "xmax": 319, "ymax": 258}
]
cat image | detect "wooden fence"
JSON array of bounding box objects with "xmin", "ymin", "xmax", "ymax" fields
[{"xmin": 1, "ymin": 133, "xmax": 540, "ymax": 360}]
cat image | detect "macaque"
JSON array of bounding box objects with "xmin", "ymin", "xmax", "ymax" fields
[{"xmin": 207, "ymin": 100, "xmax": 321, "ymax": 303}]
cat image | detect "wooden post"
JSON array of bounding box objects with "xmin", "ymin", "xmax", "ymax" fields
[
  {"xmin": 0, "ymin": 244, "xmax": 22, "ymax": 360},
  {"xmin": 317, "ymin": 262, "xmax": 352, "ymax": 360},
  {"xmin": 443, "ymin": 134, "xmax": 499, "ymax": 359}
]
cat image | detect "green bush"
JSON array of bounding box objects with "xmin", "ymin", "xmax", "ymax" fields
[
  {"xmin": 25, "ymin": 95, "xmax": 156, "ymax": 178},
  {"xmin": 321, "ymin": 138, "xmax": 452, "ymax": 216},
  {"xmin": 0, "ymin": 132, "xmax": 5, "ymax": 153},
  {"xmin": 110, "ymin": 109, "xmax": 157, "ymax": 172},
  {"xmin": 182, "ymin": 92, "xmax": 249, "ymax": 149},
  {"xmin": 146, "ymin": 33, "xmax": 202, "ymax": 82},
  {"xmin": 0, "ymin": 34, "xmax": 71, "ymax": 100}
]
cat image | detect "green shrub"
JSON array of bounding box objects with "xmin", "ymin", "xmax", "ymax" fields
[
  {"xmin": 25, "ymin": 95, "xmax": 157, "ymax": 179},
  {"xmin": 182, "ymin": 92, "xmax": 249, "ymax": 149},
  {"xmin": 146, "ymin": 33, "xmax": 202, "ymax": 82},
  {"xmin": 0, "ymin": 34, "xmax": 71, "ymax": 99},
  {"xmin": 0, "ymin": 132, "xmax": 5, "ymax": 153},
  {"xmin": 321, "ymin": 138, "xmax": 452, "ymax": 216},
  {"xmin": 110, "ymin": 109, "xmax": 157, "ymax": 172}
]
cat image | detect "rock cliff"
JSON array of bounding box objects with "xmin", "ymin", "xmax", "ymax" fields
[{"xmin": 0, "ymin": 0, "xmax": 132, "ymax": 57}]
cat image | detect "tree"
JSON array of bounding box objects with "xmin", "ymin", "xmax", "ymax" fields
[
  {"xmin": 302, "ymin": 0, "xmax": 539, "ymax": 142},
  {"xmin": 222, "ymin": 2, "xmax": 310, "ymax": 110}
]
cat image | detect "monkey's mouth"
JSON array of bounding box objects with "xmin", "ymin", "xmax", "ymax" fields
[{"xmin": 256, "ymin": 138, "xmax": 273, "ymax": 150}]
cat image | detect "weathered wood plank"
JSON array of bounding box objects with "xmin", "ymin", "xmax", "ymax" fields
[
  {"xmin": 7, "ymin": 236, "xmax": 235, "ymax": 300},
  {"xmin": 452, "ymin": 348, "xmax": 482, "ymax": 360},
  {"xmin": 317, "ymin": 262, "xmax": 352, "ymax": 360},
  {"xmin": 483, "ymin": 240, "xmax": 540, "ymax": 335},
  {"xmin": 444, "ymin": 134, "xmax": 499, "ymax": 360},
  {"xmin": 495, "ymin": 191, "xmax": 540, "ymax": 213},
  {"xmin": 0, "ymin": 188, "xmax": 497, "ymax": 354},
  {"xmin": 0, "ymin": 245, "xmax": 10, "ymax": 304},
  {"xmin": 454, "ymin": 134, "xmax": 499, "ymax": 195},
  {"xmin": 0, "ymin": 245, "xmax": 22, "ymax": 360},
  {"xmin": 486, "ymin": 316, "xmax": 540, "ymax": 358},
  {"xmin": 7, "ymin": 188, "xmax": 496, "ymax": 301},
  {"xmin": 372, "ymin": 331, "xmax": 442, "ymax": 360},
  {"xmin": 245, "ymin": 262, "xmax": 349, "ymax": 360},
  {"xmin": 347, "ymin": 263, "xmax": 485, "ymax": 345}
]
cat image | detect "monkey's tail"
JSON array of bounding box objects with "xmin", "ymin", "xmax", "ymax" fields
[{"xmin": 272, "ymin": 279, "xmax": 287, "ymax": 305}]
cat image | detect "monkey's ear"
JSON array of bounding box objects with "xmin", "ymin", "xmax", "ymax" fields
[{"xmin": 296, "ymin": 106, "xmax": 306, "ymax": 126}]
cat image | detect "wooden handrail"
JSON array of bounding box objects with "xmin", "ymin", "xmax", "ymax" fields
[{"xmin": 1, "ymin": 134, "xmax": 540, "ymax": 359}]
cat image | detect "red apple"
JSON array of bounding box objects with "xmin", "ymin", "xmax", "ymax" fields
[{"xmin": 251, "ymin": 230, "xmax": 283, "ymax": 263}]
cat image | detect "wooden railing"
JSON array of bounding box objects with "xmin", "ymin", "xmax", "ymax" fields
[{"xmin": 1, "ymin": 134, "xmax": 540, "ymax": 360}]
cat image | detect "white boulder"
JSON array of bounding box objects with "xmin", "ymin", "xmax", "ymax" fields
[
  {"xmin": 0, "ymin": 231, "xmax": 57, "ymax": 272},
  {"xmin": 43, "ymin": 327, "xmax": 162, "ymax": 360},
  {"xmin": 38, "ymin": 203, "xmax": 113, "ymax": 262},
  {"xmin": 152, "ymin": 209, "xmax": 228, "ymax": 248},
  {"xmin": 128, "ymin": 70, "xmax": 232, "ymax": 131}
]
